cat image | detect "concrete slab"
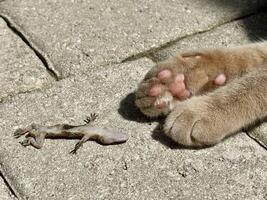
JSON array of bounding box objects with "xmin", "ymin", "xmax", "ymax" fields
[
  {"xmin": 0, "ymin": 175, "xmax": 15, "ymax": 200},
  {"xmin": 0, "ymin": 59, "xmax": 266, "ymax": 200},
  {"xmin": 0, "ymin": 17, "xmax": 54, "ymax": 102},
  {"xmin": 0, "ymin": 0, "xmax": 265, "ymax": 78},
  {"xmin": 248, "ymin": 122, "xmax": 267, "ymax": 149},
  {"xmin": 150, "ymin": 12, "xmax": 267, "ymax": 61}
]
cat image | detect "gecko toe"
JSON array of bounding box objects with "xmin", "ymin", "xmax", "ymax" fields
[
  {"xmin": 19, "ymin": 139, "xmax": 30, "ymax": 147},
  {"xmin": 84, "ymin": 113, "xmax": 98, "ymax": 124}
]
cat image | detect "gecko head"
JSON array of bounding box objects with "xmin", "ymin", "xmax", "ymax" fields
[{"xmin": 99, "ymin": 130, "xmax": 129, "ymax": 144}]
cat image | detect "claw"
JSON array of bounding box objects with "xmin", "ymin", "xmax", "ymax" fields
[
  {"xmin": 19, "ymin": 139, "xmax": 30, "ymax": 147},
  {"xmin": 84, "ymin": 113, "xmax": 98, "ymax": 124}
]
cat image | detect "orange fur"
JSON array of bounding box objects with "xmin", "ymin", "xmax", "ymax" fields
[{"xmin": 135, "ymin": 42, "xmax": 267, "ymax": 146}]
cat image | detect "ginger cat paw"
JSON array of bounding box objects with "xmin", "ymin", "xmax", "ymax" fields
[
  {"xmin": 135, "ymin": 52, "xmax": 226, "ymax": 117},
  {"xmin": 164, "ymin": 96, "xmax": 226, "ymax": 147}
]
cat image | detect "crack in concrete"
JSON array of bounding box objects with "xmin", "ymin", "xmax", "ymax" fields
[
  {"xmin": 0, "ymin": 172, "xmax": 18, "ymax": 199},
  {"xmin": 0, "ymin": 85, "xmax": 52, "ymax": 104},
  {"xmin": 0, "ymin": 14, "xmax": 61, "ymax": 81},
  {"xmin": 246, "ymin": 132, "xmax": 267, "ymax": 151},
  {"xmin": 121, "ymin": 11, "xmax": 260, "ymax": 63},
  {"xmin": 0, "ymin": 8, "xmax": 264, "ymax": 78},
  {"xmin": 0, "ymin": 164, "xmax": 22, "ymax": 200}
]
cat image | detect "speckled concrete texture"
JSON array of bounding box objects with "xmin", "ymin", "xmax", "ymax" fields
[
  {"xmin": 0, "ymin": 0, "xmax": 265, "ymax": 77},
  {"xmin": 0, "ymin": 58, "xmax": 266, "ymax": 200},
  {"xmin": 0, "ymin": 175, "xmax": 15, "ymax": 200},
  {"xmin": 0, "ymin": 18, "xmax": 53, "ymax": 102},
  {"xmin": 0, "ymin": 1, "xmax": 266, "ymax": 199}
]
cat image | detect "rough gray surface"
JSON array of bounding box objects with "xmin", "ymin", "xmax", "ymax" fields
[
  {"xmin": 0, "ymin": 1, "xmax": 267, "ymax": 199},
  {"xmin": 248, "ymin": 122, "xmax": 267, "ymax": 149},
  {"xmin": 150, "ymin": 12, "xmax": 267, "ymax": 61},
  {"xmin": 0, "ymin": 0, "xmax": 265, "ymax": 77},
  {"xmin": 0, "ymin": 59, "xmax": 267, "ymax": 200},
  {"xmin": 0, "ymin": 18, "xmax": 54, "ymax": 102},
  {"xmin": 0, "ymin": 175, "xmax": 15, "ymax": 200}
]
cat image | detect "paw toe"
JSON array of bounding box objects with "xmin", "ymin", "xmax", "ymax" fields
[
  {"xmin": 149, "ymin": 85, "xmax": 163, "ymax": 97},
  {"xmin": 164, "ymin": 110, "xmax": 198, "ymax": 146},
  {"xmin": 157, "ymin": 69, "xmax": 172, "ymax": 81}
]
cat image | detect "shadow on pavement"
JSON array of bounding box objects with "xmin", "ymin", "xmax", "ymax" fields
[
  {"xmin": 119, "ymin": 0, "xmax": 267, "ymax": 147},
  {"xmin": 118, "ymin": 92, "xmax": 159, "ymax": 123},
  {"xmin": 210, "ymin": 0, "xmax": 267, "ymax": 40}
]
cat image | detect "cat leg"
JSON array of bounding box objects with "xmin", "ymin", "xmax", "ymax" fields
[
  {"xmin": 135, "ymin": 42, "xmax": 267, "ymax": 117},
  {"xmin": 135, "ymin": 52, "xmax": 227, "ymax": 117},
  {"xmin": 164, "ymin": 69, "xmax": 267, "ymax": 147}
]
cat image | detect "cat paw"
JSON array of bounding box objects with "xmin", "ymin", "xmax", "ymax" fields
[
  {"xmin": 164, "ymin": 96, "xmax": 226, "ymax": 147},
  {"xmin": 135, "ymin": 52, "xmax": 226, "ymax": 117}
]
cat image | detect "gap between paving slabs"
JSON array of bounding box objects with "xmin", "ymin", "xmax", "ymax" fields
[
  {"xmin": 0, "ymin": 15, "xmax": 60, "ymax": 81},
  {"xmin": 0, "ymin": 158, "xmax": 23, "ymax": 200},
  {"xmin": 0, "ymin": 15, "xmax": 57, "ymax": 104},
  {"xmin": 0, "ymin": 4, "xmax": 266, "ymax": 196},
  {"xmin": 0, "ymin": 14, "xmax": 57, "ymax": 200},
  {"xmin": 0, "ymin": 2, "xmax": 265, "ymax": 78},
  {"xmin": 0, "ymin": 0, "xmax": 266, "ymax": 161},
  {"xmin": 0, "ymin": 167, "xmax": 19, "ymax": 200},
  {"xmin": 1, "ymin": 0, "xmax": 266, "ymax": 78},
  {"xmin": 122, "ymin": 11, "xmax": 262, "ymax": 63}
]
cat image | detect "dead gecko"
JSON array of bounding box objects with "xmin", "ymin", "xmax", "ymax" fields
[{"xmin": 14, "ymin": 113, "xmax": 129, "ymax": 154}]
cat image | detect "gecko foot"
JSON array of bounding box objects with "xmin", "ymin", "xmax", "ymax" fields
[
  {"xmin": 19, "ymin": 138, "xmax": 31, "ymax": 147},
  {"xmin": 69, "ymin": 141, "xmax": 83, "ymax": 154},
  {"xmin": 84, "ymin": 113, "xmax": 98, "ymax": 124}
]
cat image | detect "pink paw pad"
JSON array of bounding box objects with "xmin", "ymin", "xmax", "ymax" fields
[
  {"xmin": 157, "ymin": 70, "xmax": 172, "ymax": 81},
  {"xmin": 149, "ymin": 70, "xmax": 191, "ymax": 99},
  {"xmin": 149, "ymin": 70, "xmax": 227, "ymax": 103},
  {"xmin": 149, "ymin": 85, "xmax": 162, "ymax": 97},
  {"xmin": 214, "ymin": 74, "xmax": 226, "ymax": 85},
  {"xmin": 169, "ymin": 74, "xmax": 186, "ymax": 97}
]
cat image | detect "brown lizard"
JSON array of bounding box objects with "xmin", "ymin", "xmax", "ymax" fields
[{"xmin": 14, "ymin": 113, "xmax": 129, "ymax": 154}]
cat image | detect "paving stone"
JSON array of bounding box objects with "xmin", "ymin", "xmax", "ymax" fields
[
  {"xmin": 0, "ymin": 0, "xmax": 265, "ymax": 77},
  {"xmin": 0, "ymin": 17, "xmax": 54, "ymax": 102},
  {"xmin": 0, "ymin": 59, "xmax": 266, "ymax": 200},
  {"xmin": 150, "ymin": 12, "xmax": 267, "ymax": 61},
  {"xmin": 0, "ymin": 175, "xmax": 15, "ymax": 200},
  {"xmin": 248, "ymin": 122, "xmax": 267, "ymax": 149}
]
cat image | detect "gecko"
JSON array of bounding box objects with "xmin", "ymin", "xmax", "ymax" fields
[{"xmin": 14, "ymin": 113, "xmax": 129, "ymax": 154}]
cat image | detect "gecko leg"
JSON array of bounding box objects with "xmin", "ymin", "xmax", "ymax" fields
[
  {"xmin": 20, "ymin": 131, "xmax": 46, "ymax": 149},
  {"xmin": 69, "ymin": 134, "xmax": 91, "ymax": 154}
]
